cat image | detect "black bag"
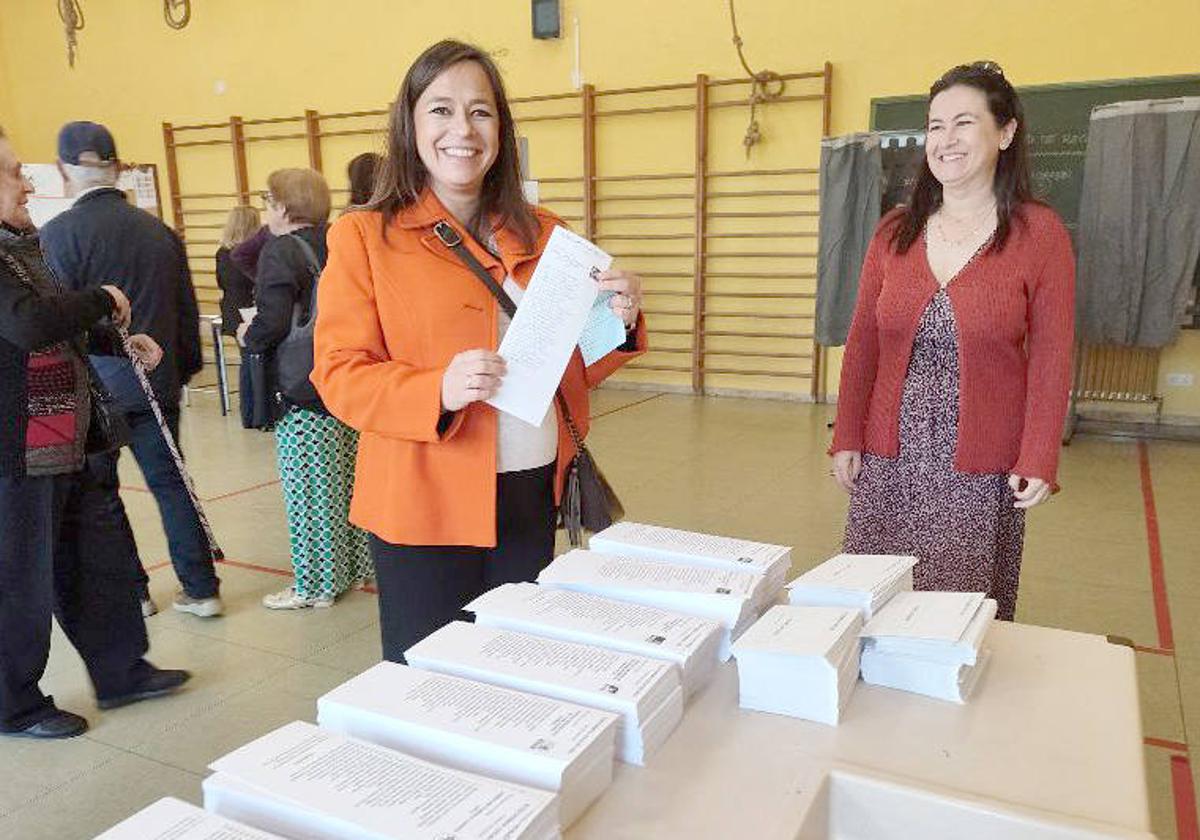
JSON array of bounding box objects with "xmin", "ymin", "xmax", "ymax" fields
[
  {"xmin": 554, "ymin": 392, "xmax": 625, "ymax": 546},
  {"xmin": 239, "ymin": 350, "xmax": 281, "ymax": 430},
  {"xmin": 84, "ymin": 371, "xmax": 131, "ymax": 454},
  {"xmin": 431, "ymin": 220, "xmax": 624, "ymax": 546},
  {"xmin": 274, "ymin": 234, "xmax": 324, "ymax": 409}
]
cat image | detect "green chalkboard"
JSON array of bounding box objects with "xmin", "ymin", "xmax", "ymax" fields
[{"xmin": 870, "ymin": 73, "xmax": 1200, "ymax": 234}]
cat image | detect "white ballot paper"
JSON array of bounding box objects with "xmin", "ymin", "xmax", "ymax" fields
[
  {"xmin": 732, "ymin": 605, "xmax": 863, "ymax": 726},
  {"xmin": 466, "ymin": 583, "xmax": 723, "ymax": 698},
  {"xmin": 538, "ymin": 549, "xmax": 765, "ymax": 661},
  {"xmin": 588, "ymin": 522, "xmax": 792, "ymax": 607},
  {"xmin": 317, "ymin": 662, "xmax": 618, "ymax": 827},
  {"xmin": 489, "ymin": 226, "xmax": 613, "ymax": 425},
  {"xmin": 861, "ymin": 591, "xmax": 986, "ymax": 643},
  {"xmin": 206, "ymin": 721, "xmax": 558, "ymax": 840},
  {"xmin": 787, "ymin": 553, "xmax": 917, "ymax": 619},
  {"xmin": 94, "ymin": 797, "xmax": 283, "ymax": 840},
  {"xmin": 405, "ymin": 621, "xmax": 682, "ymax": 765},
  {"xmin": 860, "ymin": 646, "xmax": 993, "ymax": 704}
]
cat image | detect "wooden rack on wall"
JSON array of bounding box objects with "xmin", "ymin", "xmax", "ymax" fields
[{"xmin": 163, "ymin": 62, "xmax": 833, "ymax": 401}]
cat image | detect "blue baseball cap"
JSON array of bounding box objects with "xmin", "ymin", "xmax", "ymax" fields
[{"xmin": 57, "ymin": 121, "xmax": 118, "ymax": 165}]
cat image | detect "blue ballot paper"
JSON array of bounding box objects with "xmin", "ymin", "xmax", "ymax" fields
[{"xmin": 580, "ymin": 290, "xmax": 628, "ymax": 366}]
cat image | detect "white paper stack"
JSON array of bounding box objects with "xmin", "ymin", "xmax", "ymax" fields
[
  {"xmin": 317, "ymin": 662, "xmax": 618, "ymax": 827},
  {"xmin": 537, "ymin": 548, "xmax": 765, "ymax": 661},
  {"xmin": 786, "ymin": 553, "xmax": 918, "ymax": 619},
  {"xmin": 466, "ymin": 583, "xmax": 723, "ymax": 699},
  {"xmin": 588, "ymin": 521, "xmax": 792, "ymax": 610},
  {"xmin": 95, "ymin": 797, "xmax": 283, "ymax": 840},
  {"xmin": 405, "ymin": 621, "xmax": 682, "ymax": 766},
  {"xmin": 731, "ymin": 605, "xmax": 863, "ymax": 725},
  {"xmin": 859, "ymin": 591, "xmax": 998, "ymax": 703},
  {"xmin": 203, "ymin": 721, "xmax": 559, "ymax": 840}
]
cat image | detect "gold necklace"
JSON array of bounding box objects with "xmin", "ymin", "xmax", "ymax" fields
[{"xmin": 935, "ymin": 203, "xmax": 997, "ymax": 247}]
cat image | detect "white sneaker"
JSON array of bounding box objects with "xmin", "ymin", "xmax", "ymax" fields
[
  {"xmin": 261, "ymin": 586, "xmax": 334, "ymax": 610},
  {"xmin": 172, "ymin": 592, "xmax": 225, "ymax": 618},
  {"xmin": 141, "ymin": 598, "xmax": 159, "ymax": 618}
]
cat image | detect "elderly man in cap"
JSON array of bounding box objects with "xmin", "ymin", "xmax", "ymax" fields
[{"xmin": 40, "ymin": 121, "xmax": 222, "ymax": 618}]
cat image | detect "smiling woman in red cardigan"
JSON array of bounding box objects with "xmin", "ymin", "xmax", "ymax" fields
[{"xmin": 830, "ymin": 62, "xmax": 1075, "ymax": 621}]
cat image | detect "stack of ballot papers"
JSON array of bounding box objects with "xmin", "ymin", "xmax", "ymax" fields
[
  {"xmin": 317, "ymin": 662, "xmax": 618, "ymax": 827},
  {"xmin": 859, "ymin": 591, "xmax": 998, "ymax": 703},
  {"xmin": 466, "ymin": 583, "xmax": 723, "ymax": 698},
  {"xmin": 537, "ymin": 548, "xmax": 766, "ymax": 661},
  {"xmin": 405, "ymin": 621, "xmax": 682, "ymax": 766},
  {"xmin": 203, "ymin": 721, "xmax": 559, "ymax": 840},
  {"xmin": 95, "ymin": 797, "xmax": 283, "ymax": 840},
  {"xmin": 588, "ymin": 521, "xmax": 792, "ymax": 610},
  {"xmin": 731, "ymin": 605, "xmax": 863, "ymax": 726},
  {"xmin": 786, "ymin": 553, "xmax": 918, "ymax": 619}
]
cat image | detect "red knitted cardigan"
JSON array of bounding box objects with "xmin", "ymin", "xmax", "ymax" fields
[{"xmin": 831, "ymin": 202, "xmax": 1076, "ymax": 484}]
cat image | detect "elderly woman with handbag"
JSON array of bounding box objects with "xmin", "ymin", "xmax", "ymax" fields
[
  {"xmin": 312, "ymin": 40, "xmax": 647, "ymax": 662},
  {"xmin": 242, "ymin": 168, "xmax": 372, "ymax": 611},
  {"xmin": 0, "ymin": 127, "xmax": 190, "ymax": 739}
]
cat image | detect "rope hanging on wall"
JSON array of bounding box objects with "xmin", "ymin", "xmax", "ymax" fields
[
  {"xmin": 727, "ymin": 0, "xmax": 785, "ymax": 156},
  {"xmin": 58, "ymin": 0, "xmax": 85, "ymax": 68},
  {"xmin": 164, "ymin": 0, "xmax": 192, "ymax": 29}
]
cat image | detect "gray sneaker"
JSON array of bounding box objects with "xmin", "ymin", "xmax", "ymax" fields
[{"xmin": 172, "ymin": 591, "xmax": 224, "ymax": 618}]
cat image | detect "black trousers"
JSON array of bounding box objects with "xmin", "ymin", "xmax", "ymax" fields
[
  {"xmin": 0, "ymin": 463, "xmax": 152, "ymax": 731},
  {"xmin": 371, "ymin": 462, "xmax": 558, "ymax": 663}
]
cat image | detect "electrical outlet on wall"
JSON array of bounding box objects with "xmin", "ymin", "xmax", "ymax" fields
[{"xmin": 1165, "ymin": 372, "xmax": 1195, "ymax": 387}]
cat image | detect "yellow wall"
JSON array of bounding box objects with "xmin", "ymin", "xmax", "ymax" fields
[
  {"xmin": 0, "ymin": 19, "xmax": 14, "ymax": 137},
  {"xmin": 1, "ymin": 0, "xmax": 1198, "ymax": 411}
]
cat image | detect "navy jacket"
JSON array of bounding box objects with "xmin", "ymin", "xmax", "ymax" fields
[{"xmin": 40, "ymin": 188, "xmax": 202, "ymax": 402}]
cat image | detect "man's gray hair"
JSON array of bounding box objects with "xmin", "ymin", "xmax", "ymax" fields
[{"xmin": 61, "ymin": 160, "xmax": 119, "ymax": 190}]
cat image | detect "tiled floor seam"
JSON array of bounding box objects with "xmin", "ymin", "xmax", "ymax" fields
[{"xmin": 0, "ymin": 751, "xmax": 125, "ymax": 820}]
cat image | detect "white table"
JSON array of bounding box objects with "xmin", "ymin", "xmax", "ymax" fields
[{"xmin": 568, "ymin": 622, "xmax": 1151, "ymax": 839}]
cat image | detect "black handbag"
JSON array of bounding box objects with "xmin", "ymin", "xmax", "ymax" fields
[
  {"xmin": 274, "ymin": 233, "xmax": 324, "ymax": 409},
  {"xmin": 83, "ymin": 367, "xmax": 131, "ymax": 454},
  {"xmin": 432, "ymin": 219, "xmax": 625, "ymax": 546},
  {"xmin": 239, "ymin": 349, "xmax": 282, "ymax": 430}
]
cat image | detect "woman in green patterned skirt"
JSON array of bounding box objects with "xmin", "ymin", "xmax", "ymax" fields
[{"xmin": 240, "ymin": 168, "xmax": 372, "ymax": 609}]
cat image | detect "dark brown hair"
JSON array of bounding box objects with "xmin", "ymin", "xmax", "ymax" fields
[
  {"xmin": 366, "ymin": 40, "xmax": 538, "ymax": 250},
  {"xmin": 346, "ymin": 152, "xmax": 383, "ymax": 207},
  {"xmin": 891, "ymin": 61, "xmax": 1035, "ymax": 254}
]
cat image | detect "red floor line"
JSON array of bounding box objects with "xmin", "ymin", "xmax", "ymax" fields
[
  {"xmin": 214, "ymin": 557, "xmax": 293, "ymax": 578},
  {"xmin": 1145, "ymin": 736, "xmax": 1190, "ymax": 754},
  {"xmin": 123, "ymin": 485, "xmax": 150, "ymax": 494},
  {"xmin": 1137, "ymin": 441, "xmax": 1175, "ymax": 651},
  {"xmin": 1171, "ymin": 755, "xmax": 1200, "ymax": 840},
  {"xmin": 144, "ymin": 560, "xmax": 172, "ymax": 573},
  {"xmin": 204, "ymin": 479, "xmax": 282, "ymax": 503},
  {"xmin": 1134, "ymin": 645, "xmax": 1176, "ymax": 657}
]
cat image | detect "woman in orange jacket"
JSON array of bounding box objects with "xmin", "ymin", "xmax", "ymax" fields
[{"xmin": 312, "ymin": 40, "xmax": 646, "ymax": 661}]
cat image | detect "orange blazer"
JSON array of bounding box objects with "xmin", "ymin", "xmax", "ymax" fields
[{"xmin": 311, "ymin": 189, "xmax": 647, "ymax": 547}]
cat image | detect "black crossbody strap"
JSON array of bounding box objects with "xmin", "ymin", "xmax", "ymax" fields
[
  {"xmin": 432, "ymin": 219, "xmax": 584, "ymax": 440},
  {"xmin": 433, "ymin": 221, "xmax": 517, "ymax": 319}
]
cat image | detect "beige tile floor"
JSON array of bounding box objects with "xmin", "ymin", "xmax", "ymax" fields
[{"xmin": 1, "ymin": 383, "xmax": 1197, "ymax": 839}]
